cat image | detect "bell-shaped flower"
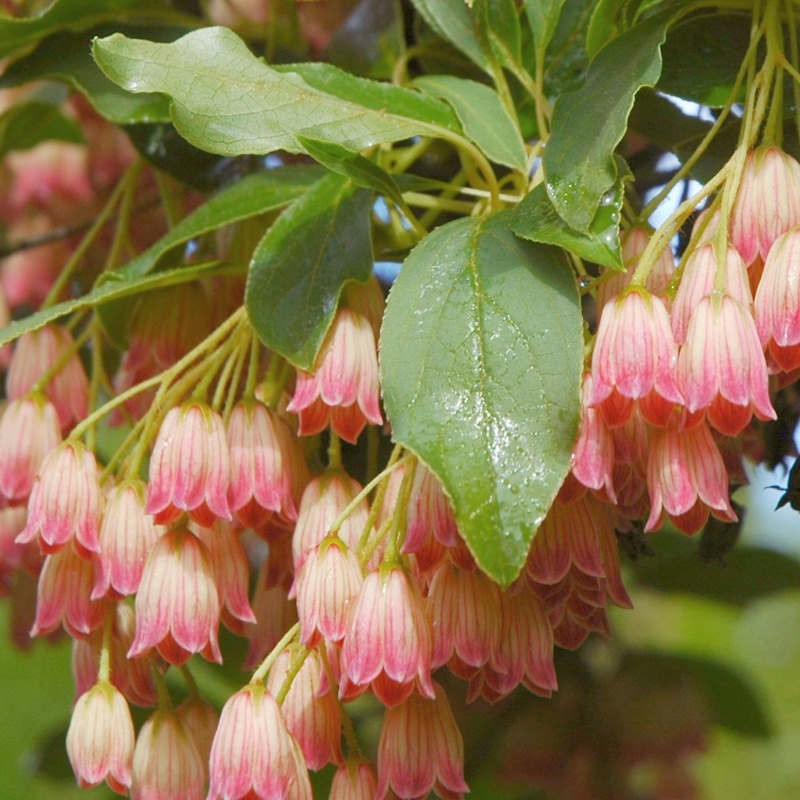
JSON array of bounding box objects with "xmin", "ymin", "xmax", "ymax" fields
[
  {"xmin": 671, "ymin": 243, "xmax": 752, "ymax": 344},
  {"xmin": 754, "ymin": 227, "xmax": 800, "ymax": 372},
  {"xmin": 427, "ymin": 561, "xmax": 501, "ymax": 671},
  {"xmin": 130, "ymin": 709, "xmax": 205, "ymax": 800},
  {"xmin": 646, "ymin": 422, "xmax": 737, "ymax": 535},
  {"xmin": 128, "ymin": 527, "xmax": 222, "ymax": 665},
  {"xmin": 377, "ymin": 682, "xmax": 469, "ymax": 800},
  {"xmin": 193, "ymin": 521, "xmax": 256, "ymax": 633},
  {"xmin": 0, "ymin": 395, "xmax": 61, "ymax": 506},
  {"xmin": 588, "ymin": 288, "xmax": 683, "ymax": 427},
  {"xmin": 17, "ymin": 439, "xmax": 102, "ymax": 555},
  {"xmin": 330, "ymin": 761, "xmax": 378, "ymax": 800},
  {"xmin": 6, "ymin": 324, "xmax": 89, "ymax": 430},
  {"xmin": 207, "ymin": 684, "xmax": 312, "ymax": 800},
  {"xmin": 730, "ymin": 146, "xmax": 800, "ymax": 264},
  {"xmin": 32, "ymin": 541, "xmax": 105, "ymax": 638},
  {"xmin": 92, "ymin": 480, "xmax": 162, "ymax": 599},
  {"xmin": 287, "ymin": 307, "xmax": 383, "ymax": 444},
  {"xmin": 175, "ymin": 697, "xmax": 219, "ymax": 770},
  {"xmin": 266, "ymin": 646, "xmax": 343, "ymax": 771},
  {"xmin": 227, "ymin": 400, "xmax": 301, "ymax": 529},
  {"xmin": 340, "ymin": 565, "xmax": 435, "ymax": 706},
  {"xmin": 66, "ymin": 680, "xmax": 135, "ymax": 795},
  {"xmin": 291, "ymin": 471, "xmax": 368, "ymax": 571},
  {"xmin": 293, "ymin": 534, "xmax": 362, "ymax": 645},
  {"xmin": 596, "ymin": 225, "xmax": 675, "ymax": 313},
  {"xmin": 146, "ymin": 402, "xmax": 231, "ymax": 526},
  {"xmin": 677, "ymin": 292, "xmax": 775, "ymax": 436}
]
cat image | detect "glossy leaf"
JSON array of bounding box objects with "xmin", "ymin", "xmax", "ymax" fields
[
  {"xmin": 414, "ymin": 75, "xmax": 528, "ymax": 172},
  {"xmin": 659, "ymin": 12, "xmax": 750, "ymax": 107},
  {"xmin": 325, "ymin": 0, "xmax": 406, "ymax": 80},
  {"xmin": 0, "ymin": 260, "xmax": 225, "ymax": 349},
  {"xmin": 380, "ymin": 214, "xmax": 582, "ymax": 585},
  {"xmin": 523, "ymin": 0, "xmax": 566, "ymax": 59},
  {"xmin": 0, "ymin": 101, "xmax": 83, "ymax": 157},
  {"xmin": 410, "ymin": 0, "xmax": 490, "ymax": 72},
  {"xmin": 0, "ymin": 28, "xmax": 174, "ymax": 124},
  {"xmin": 297, "ymin": 136, "xmax": 403, "ymax": 204},
  {"xmin": 93, "ymin": 27, "xmax": 461, "ymax": 158},
  {"xmin": 544, "ymin": 12, "xmax": 670, "ymax": 231},
  {"xmin": 97, "ymin": 165, "xmax": 320, "ymax": 346},
  {"xmin": 245, "ymin": 173, "xmax": 374, "ymax": 370},
  {"xmin": 510, "ymin": 182, "xmax": 622, "ymax": 269}
]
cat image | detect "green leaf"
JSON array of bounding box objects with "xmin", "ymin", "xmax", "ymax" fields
[
  {"xmin": 410, "ymin": 0, "xmax": 490, "ymax": 73},
  {"xmin": 544, "ymin": 12, "xmax": 670, "ymax": 231},
  {"xmin": 620, "ymin": 651, "xmax": 772, "ymax": 738},
  {"xmin": 543, "ymin": 0, "xmax": 595, "ymax": 97},
  {"xmin": 297, "ymin": 136, "xmax": 403, "ymax": 205},
  {"xmin": 380, "ymin": 214, "xmax": 582, "ymax": 586},
  {"xmin": 97, "ymin": 165, "xmax": 320, "ymax": 346},
  {"xmin": 0, "ymin": 260, "xmax": 225, "ymax": 349},
  {"xmin": 0, "ymin": 100, "xmax": 83, "ymax": 157},
  {"xmin": 0, "ymin": 28, "xmax": 176, "ymax": 124},
  {"xmin": 93, "ymin": 27, "xmax": 461, "ymax": 158},
  {"xmin": 0, "ymin": 0, "xmax": 171, "ymax": 60},
  {"xmin": 245, "ymin": 173, "xmax": 374, "ymax": 370},
  {"xmin": 658, "ymin": 12, "xmax": 750, "ymax": 107},
  {"xmin": 474, "ymin": 0, "xmax": 523, "ymax": 72},
  {"xmin": 324, "ymin": 0, "xmax": 406, "ymax": 80},
  {"xmin": 585, "ymin": 0, "xmax": 626, "ymax": 57},
  {"xmin": 510, "ymin": 182, "xmax": 622, "ymax": 269},
  {"xmin": 414, "ymin": 75, "xmax": 528, "ymax": 172},
  {"xmin": 523, "ymin": 0, "xmax": 566, "ymax": 60}
]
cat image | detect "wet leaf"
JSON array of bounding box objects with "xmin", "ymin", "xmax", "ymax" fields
[
  {"xmin": 246, "ymin": 172, "xmax": 374, "ymax": 370},
  {"xmin": 544, "ymin": 12, "xmax": 670, "ymax": 231},
  {"xmin": 380, "ymin": 214, "xmax": 582, "ymax": 585},
  {"xmin": 509, "ymin": 181, "xmax": 623, "ymax": 269}
]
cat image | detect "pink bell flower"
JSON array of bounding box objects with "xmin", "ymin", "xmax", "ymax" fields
[
  {"xmin": 92, "ymin": 480, "xmax": 162, "ymax": 599},
  {"xmin": 646, "ymin": 422, "xmax": 737, "ymax": 535},
  {"xmin": 730, "ymin": 146, "xmax": 800, "ymax": 265},
  {"xmin": 0, "ymin": 395, "xmax": 61, "ymax": 506},
  {"xmin": 287, "ymin": 308, "xmax": 383, "ymax": 444},
  {"xmin": 677, "ymin": 292, "xmax": 775, "ymax": 435},
  {"xmin": 340, "ymin": 565, "xmax": 435, "ymax": 706},
  {"xmin": 754, "ymin": 227, "xmax": 800, "ymax": 372},
  {"xmin": 6, "ymin": 325, "xmax": 89, "ymax": 430},
  {"xmin": 17, "ymin": 438, "xmax": 102, "ymax": 556},
  {"xmin": 128, "ymin": 528, "xmax": 222, "ymax": 665},
  {"xmin": 266, "ymin": 647, "xmax": 343, "ymax": 771},
  {"xmin": 66, "ymin": 680, "xmax": 135, "ymax": 796},
  {"xmin": 207, "ymin": 684, "xmax": 312, "ymax": 800},
  {"xmin": 330, "ymin": 761, "xmax": 378, "ymax": 800},
  {"xmin": 227, "ymin": 400, "xmax": 301, "ymax": 529},
  {"xmin": 377, "ymin": 682, "xmax": 469, "ymax": 800},
  {"xmin": 588, "ymin": 288, "xmax": 683, "ymax": 427},
  {"xmin": 130, "ymin": 709, "xmax": 205, "ymax": 800},
  {"xmin": 671, "ymin": 243, "xmax": 752, "ymax": 345},
  {"xmin": 146, "ymin": 402, "xmax": 231, "ymax": 526}
]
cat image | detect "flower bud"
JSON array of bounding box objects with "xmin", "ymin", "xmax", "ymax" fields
[{"xmin": 66, "ymin": 681, "xmax": 134, "ymax": 795}]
